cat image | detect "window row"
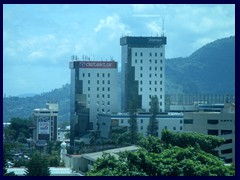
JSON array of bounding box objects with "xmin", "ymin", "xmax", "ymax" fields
[
  {"xmin": 87, "ymin": 87, "xmax": 111, "ymax": 91},
  {"xmin": 134, "ymin": 52, "xmax": 163, "ymax": 57},
  {"xmin": 139, "ymin": 72, "xmax": 163, "ymax": 78},
  {"xmin": 139, "ymin": 67, "xmax": 163, "ymax": 71},
  {"xmin": 87, "ymin": 94, "xmax": 111, "ymax": 98},
  {"xmin": 140, "ymin": 87, "xmax": 163, "ymax": 92},
  {"xmin": 82, "ymin": 73, "xmax": 111, "ymax": 78},
  {"xmin": 135, "ymin": 59, "xmax": 163, "ymax": 64},
  {"xmin": 96, "ymin": 101, "xmax": 111, "ymax": 106},
  {"xmin": 97, "ymin": 109, "xmax": 110, "ymax": 113}
]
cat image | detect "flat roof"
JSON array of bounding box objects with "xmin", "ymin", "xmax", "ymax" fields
[
  {"xmin": 82, "ymin": 145, "xmax": 140, "ymax": 162},
  {"xmin": 7, "ymin": 167, "xmax": 82, "ymax": 176}
]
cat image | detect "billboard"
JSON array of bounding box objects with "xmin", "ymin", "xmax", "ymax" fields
[
  {"xmin": 38, "ymin": 117, "xmax": 50, "ymax": 134},
  {"xmin": 69, "ymin": 61, "xmax": 117, "ymax": 69}
]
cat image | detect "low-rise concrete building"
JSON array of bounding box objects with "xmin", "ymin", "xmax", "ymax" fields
[
  {"xmin": 64, "ymin": 145, "xmax": 140, "ymax": 172},
  {"xmin": 98, "ymin": 112, "xmax": 183, "ymax": 139},
  {"xmin": 183, "ymin": 103, "xmax": 235, "ymax": 163}
]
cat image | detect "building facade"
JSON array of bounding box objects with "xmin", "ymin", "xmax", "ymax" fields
[
  {"xmin": 98, "ymin": 112, "xmax": 183, "ymax": 139},
  {"xmin": 183, "ymin": 103, "xmax": 235, "ymax": 163},
  {"xmin": 69, "ymin": 60, "xmax": 119, "ymax": 147},
  {"xmin": 120, "ymin": 36, "xmax": 167, "ymax": 113},
  {"xmin": 33, "ymin": 103, "xmax": 58, "ymax": 142}
]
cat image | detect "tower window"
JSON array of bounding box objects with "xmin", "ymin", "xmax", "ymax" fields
[
  {"xmin": 140, "ymin": 59, "xmax": 143, "ymax": 63},
  {"xmin": 140, "ymin": 52, "xmax": 143, "ymax": 56},
  {"xmin": 135, "ymin": 52, "xmax": 137, "ymax": 56},
  {"xmin": 155, "ymin": 53, "xmax": 157, "ymax": 57},
  {"xmin": 108, "ymin": 73, "xmax": 110, "ymax": 77},
  {"xmin": 88, "ymin": 73, "xmax": 90, "ymax": 77},
  {"xmin": 140, "ymin": 67, "xmax": 143, "ymax": 70},
  {"xmin": 160, "ymin": 53, "xmax": 163, "ymax": 57},
  {"xmin": 150, "ymin": 53, "xmax": 152, "ymax": 56},
  {"xmin": 88, "ymin": 87, "xmax": 90, "ymax": 91},
  {"xmin": 97, "ymin": 73, "xmax": 99, "ymax": 77},
  {"xmin": 83, "ymin": 73, "xmax": 85, "ymax": 77}
]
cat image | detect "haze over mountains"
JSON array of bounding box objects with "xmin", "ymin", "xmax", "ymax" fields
[{"xmin": 3, "ymin": 36, "xmax": 235, "ymax": 122}]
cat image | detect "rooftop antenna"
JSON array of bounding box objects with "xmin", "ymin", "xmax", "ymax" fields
[{"xmin": 162, "ymin": 18, "xmax": 165, "ymax": 36}]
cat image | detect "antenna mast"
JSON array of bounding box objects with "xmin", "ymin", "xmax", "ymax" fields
[{"xmin": 162, "ymin": 18, "xmax": 165, "ymax": 36}]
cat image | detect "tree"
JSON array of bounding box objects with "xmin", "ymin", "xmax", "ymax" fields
[
  {"xmin": 87, "ymin": 134, "xmax": 235, "ymax": 176},
  {"xmin": 147, "ymin": 96, "xmax": 159, "ymax": 137},
  {"xmin": 25, "ymin": 152, "xmax": 50, "ymax": 176},
  {"xmin": 161, "ymin": 129, "xmax": 225, "ymax": 155},
  {"xmin": 3, "ymin": 144, "xmax": 16, "ymax": 176},
  {"xmin": 8, "ymin": 117, "xmax": 32, "ymax": 141},
  {"xmin": 128, "ymin": 102, "xmax": 138, "ymax": 144}
]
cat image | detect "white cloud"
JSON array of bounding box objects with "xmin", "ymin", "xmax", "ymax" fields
[
  {"xmin": 27, "ymin": 51, "xmax": 46, "ymax": 60},
  {"xmin": 147, "ymin": 21, "xmax": 163, "ymax": 35},
  {"xmin": 94, "ymin": 15, "xmax": 131, "ymax": 39}
]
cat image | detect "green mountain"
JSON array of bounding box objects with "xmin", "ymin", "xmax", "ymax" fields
[
  {"xmin": 3, "ymin": 36, "xmax": 235, "ymax": 122},
  {"xmin": 165, "ymin": 36, "xmax": 235, "ymax": 94},
  {"xmin": 3, "ymin": 84, "xmax": 70, "ymax": 122}
]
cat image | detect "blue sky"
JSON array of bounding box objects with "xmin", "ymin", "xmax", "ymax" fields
[{"xmin": 3, "ymin": 4, "xmax": 235, "ymax": 96}]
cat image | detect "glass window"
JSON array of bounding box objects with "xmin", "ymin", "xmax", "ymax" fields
[
  {"xmin": 160, "ymin": 53, "xmax": 163, "ymax": 57},
  {"xmin": 155, "ymin": 67, "xmax": 157, "ymax": 71},
  {"xmin": 150, "ymin": 53, "xmax": 152, "ymax": 56},
  {"xmin": 102, "ymin": 94, "xmax": 105, "ymax": 98},
  {"xmin": 140, "ymin": 74, "xmax": 143, "ymax": 77},
  {"xmin": 88, "ymin": 80, "xmax": 90, "ymax": 84},
  {"xmin": 141, "ymin": 126, "xmax": 143, "ymax": 130},
  {"xmin": 155, "ymin": 53, "xmax": 157, "ymax": 57},
  {"xmin": 221, "ymin": 149, "xmax": 232, "ymax": 154},
  {"xmin": 97, "ymin": 73, "xmax": 99, "ymax": 77},
  {"xmin": 208, "ymin": 130, "xmax": 218, "ymax": 136},
  {"xmin": 108, "ymin": 87, "xmax": 110, "ymax": 91},
  {"xmin": 149, "ymin": 74, "xmax": 152, "ymax": 77},
  {"xmin": 97, "ymin": 80, "xmax": 99, "ymax": 84},
  {"xmin": 102, "ymin": 80, "xmax": 105, "ymax": 84},
  {"xmin": 108, "ymin": 73, "xmax": 110, "ymax": 77},
  {"xmin": 97, "ymin": 94, "xmax": 99, "ymax": 98},
  {"xmin": 140, "ymin": 59, "xmax": 143, "ymax": 63},
  {"xmin": 135, "ymin": 59, "xmax": 137, "ymax": 63},
  {"xmin": 88, "ymin": 73, "xmax": 90, "ymax": 77},
  {"xmin": 140, "ymin": 88, "xmax": 142, "ymax": 92},
  {"xmin": 149, "ymin": 67, "xmax": 152, "ymax": 70},
  {"xmin": 173, "ymin": 127, "xmax": 176, "ymax": 130},
  {"xmin": 149, "ymin": 59, "xmax": 152, "ymax": 63},
  {"xmin": 88, "ymin": 87, "xmax": 90, "ymax": 91},
  {"xmin": 108, "ymin": 94, "xmax": 110, "ymax": 98},
  {"xmin": 97, "ymin": 87, "xmax": 99, "ymax": 91},
  {"xmin": 102, "ymin": 73, "xmax": 105, "ymax": 77},
  {"xmin": 160, "ymin": 67, "xmax": 163, "ymax": 70},
  {"xmin": 140, "ymin": 67, "xmax": 143, "ymax": 70},
  {"xmin": 221, "ymin": 130, "xmax": 232, "ymax": 135},
  {"xmin": 135, "ymin": 52, "xmax": 137, "ymax": 56},
  {"xmin": 108, "ymin": 80, "xmax": 110, "ymax": 84},
  {"xmin": 184, "ymin": 119, "xmax": 193, "ymax": 124},
  {"xmin": 140, "ymin": 52, "xmax": 143, "ymax": 56},
  {"xmin": 140, "ymin": 80, "xmax": 142, "ymax": 84},
  {"xmin": 155, "ymin": 60, "xmax": 157, "ymax": 64},
  {"xmin": 102, "ymin": 87, "xmax": 105, "ymax": 91},
  {"xmin": 224, "ymin": 139, "xmax": 232, "ymax": 144},
  {"xmin": 149, "ymin": 81, "xmax": 151, "ymax": 84},
  {"xmin": 141, "ymin": 119, "xmax": 143, "ymax": 123},
  {"xmin": 208, "ymin": 120, "xmax": 219, "ymax": 124},
  {"xmin": 107, "ymin": 101, "xmax": 110, "ymax": 105},
  {"xmin": 83, "ymin": 73, "xmax": 85, "ymax": 77},
  {"xmin": 155, "ymin": 81, "xmax": 157, "ymax": 85}
]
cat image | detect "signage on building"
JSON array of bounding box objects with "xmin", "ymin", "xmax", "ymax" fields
[
  {"xmin": 38, "ymin": 117, "xmax": 50, "ymax": 134},
  {"xmin": 79, "ymin": 61, "xmax": 117, "ymax": 69}
]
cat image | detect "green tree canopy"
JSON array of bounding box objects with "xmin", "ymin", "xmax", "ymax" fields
[
  {"xmin": 25, "ymin": 152, "xmax": 50, "ymax": 176},
  {"xmin": 161, "ymin": 129, "xmax": 225, "ymax": 155},
  {"xmin": 87, "ymin": 133, "xmax": 234, "ymax": 176}
]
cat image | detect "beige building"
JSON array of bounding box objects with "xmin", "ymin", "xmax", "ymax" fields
[
  {"xmin": 183, "ymin": 103, "xmax": 235, "ymax": 163},
  {"xmin": 33, "ymin": 103, "xmax": 58, "ymax": 142}
]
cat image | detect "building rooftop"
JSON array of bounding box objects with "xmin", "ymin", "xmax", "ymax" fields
[
  {"xmin": 7, "ymin": 167, "xmax": 82, "ymax": 176},
  {"xmin": 82, "ymin": 145, "xmax": 140, "ymax": 162}
]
